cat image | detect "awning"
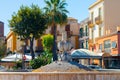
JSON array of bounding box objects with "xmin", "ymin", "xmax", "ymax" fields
[{"xmin": 71, "ymin": 49, "xmax": 102, "ymax": 59}]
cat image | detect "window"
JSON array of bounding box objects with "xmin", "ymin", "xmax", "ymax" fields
[
  {"xmin": 104, "ymin": 40, "xmax": 111, "ymax": 53},
  {"xmin": 98, "ymin": 7, "xmax": 102, "ymax": 21},
  {"xmin": 99, "ymin": 44, "xmax": 102, "ymax": 51},
  {"xmin": 98, "ymin": 7, "xmax": 101, "ymax": 16},
  {"xmin": 92, "ymin": 29, "xmax": 94, "ymax": 41},
  {"xmin": 85, "ymin": 26, "xmax": 88, "ymax": 36},
  {"xmin": 79, "ymin": 28, "xmax": 84, "ymax": 38},
  {"xmin": 81, "ymin": 42, "xmax": 84, "ymax": 48},
  {"xmin": 86, "ymin": 40, "xmax": 88, "ymax": 49},
  {"xmin": 94, "ymin": 26, "xmax": 96, "ymax": 30},
  {"xmin": 99, "ymin": 27, "xmax": 102, "ymax": 37},
  {"xmin": 112, "ymin": 41, "xmax": 117, "ymax": 48},
  {"xmin": 91, "ymin": 12, "xmax": 94, "ymax": 23},
  {"xmin": 104, "ymin": 40, "xmax": 111, "ymax": 48},
  {"xmin": 65, "ymin": 24, "xmax": 70, "ymax": 31}
]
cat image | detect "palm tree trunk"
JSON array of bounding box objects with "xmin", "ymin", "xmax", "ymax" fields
[
  {"xmin": 53, "ymin": 24, "xmax": 58, "ymax": 61},
  {"xmin": 30, "ymin": 38, "xmax": 35, "ymax": 60}
]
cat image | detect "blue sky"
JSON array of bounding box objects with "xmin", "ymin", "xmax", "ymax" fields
[{"xmin": 0, "ymin": 0, "xmax": 96, "ymax": 36}]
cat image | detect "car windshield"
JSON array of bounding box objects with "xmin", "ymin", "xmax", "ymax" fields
[
  {"xmin": 88, "ymin": 65, "xmax": 101, "ymax": 69},
  {"xmin": 0, "ymin": 66, "xmax": 5, "ymax": 69}
]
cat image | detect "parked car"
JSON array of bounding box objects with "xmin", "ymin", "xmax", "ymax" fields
[
  {"xmin": 87, "ymin": 65, "xmax": 102, "ymax": 70},
  {"xmin": 0, "ymin": 65, "xmax": 6, "ymax": 72}
]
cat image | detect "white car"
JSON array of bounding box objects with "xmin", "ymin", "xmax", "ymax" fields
[
  {"xmin": 87, "ymin": 65, "xmax": 102, "ymax": 70},
  {"xmin": 0, "ymin": 65, "xmax": 6, "ymax": 72}
]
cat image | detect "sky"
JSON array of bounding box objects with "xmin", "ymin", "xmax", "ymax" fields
[{"xmin": 0, "ymin": 0, "xmax": 96, "ymax": 36}]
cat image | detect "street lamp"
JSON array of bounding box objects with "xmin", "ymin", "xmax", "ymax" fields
[
  {"xmin": 14, "ymin": 50, "xmax": 18, "ymax": 62},
  {"xmin": 57, "ymin": 31, "xmax": 72, "ymax": 61},
  {"xmin": 21, "ymin": 41, "xmax": 26, "ymax": 69}
]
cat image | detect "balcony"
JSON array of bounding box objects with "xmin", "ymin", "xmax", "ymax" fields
[
  {"xmin": 88, "ymin": 39, "xmax": 93, "ymax": 43},
  {"xmin": 95, "ymin": 16, "xmax": 102, "ymax": 25},
  {"xmin": 88, "ymin": 39, "xmax": 94, "ymax": 47},
  {"xmin": 88, "ymin": 20, "xmax": 94, "ymax": 28}
]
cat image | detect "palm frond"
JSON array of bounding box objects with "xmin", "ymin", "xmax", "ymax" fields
[
  {"xmin": 44, "ymin": 0, "xmax": 69, "ymax": 26},
  {"xmin": 45, "ymin": 0, "xmax": 52, "ymax": 8}
]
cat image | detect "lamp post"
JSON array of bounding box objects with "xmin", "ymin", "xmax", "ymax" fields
[
  {"xmin": 57, "ymin": 31, "xmax": 72, "ymax": 61},
  {"xmin": 14, "ymin": 50, "xmax": 18, "ymax": 62},
  {"xmin": 21, "ymin": 42, "xmax": 26, "ymax": 69}
]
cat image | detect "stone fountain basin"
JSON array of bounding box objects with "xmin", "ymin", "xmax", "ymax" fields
[{"xmin": 33, "ymin": 61, "xmax": 92, "ymax": 72}]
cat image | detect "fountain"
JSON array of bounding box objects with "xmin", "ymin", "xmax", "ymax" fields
[
  {"xmin": 33, "ymin": 31, "xmax": 92, "ymax": 72},
  {"xmin": 57, "ymin": 31, "xmax": 72, "ymax": 62}
]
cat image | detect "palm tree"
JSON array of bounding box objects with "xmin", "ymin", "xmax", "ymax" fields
[{"xmin": 44, "ymin": 0, "xmax": 69, "ymax": 61}]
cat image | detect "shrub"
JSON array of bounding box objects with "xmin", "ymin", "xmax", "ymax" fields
[
  {"xmin": 30, "ymin": 34, "xmax": 53, "ymax": 69},
  {"xmin": 30, "ymin": 50, "xmax": 52, "ymax": 69},
  {"xmin": 13, "ymin": 60, "xmax": 22, "ymax": 69}
]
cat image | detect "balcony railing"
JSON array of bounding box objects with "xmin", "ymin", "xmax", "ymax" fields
[
  {"xmin": 88, "ymin": 39, "xmax": 93, "ymax": 43},
  {"xmin": 88, "ymin": 20, "xmax": 94, "ymax": 28},
  {"xmin": 88, "ymin": 39, "xmax": 94, "ymax": 47},
  {"xmin": 95, "ymin": 16, "xmax": 102, "ymax": 25}
]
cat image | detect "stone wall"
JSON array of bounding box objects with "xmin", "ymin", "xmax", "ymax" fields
[{"xmin": 0, "ymin": 72, "xmax": 120, "ymax": 80}]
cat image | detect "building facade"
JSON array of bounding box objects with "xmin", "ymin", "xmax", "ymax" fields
[
  {"xmin": 0, "ymin": 21, "xmax": 4, "ymax": 37},
  {"xmin": 88, "ymin": 0, "xmax": 104, "ymax": 52},
  {"xmin": 88, "ymin": 0, "xmax": 120, "ymax": 68},
  {"xmin": 88, "ymin": 0, "xmax": 120, "ymax": 54},
  {"xmin": 46, "ymin": 17, "xmax": 80, "ymax": 49},
  {"xmin": 0, "ymin": 21, "xmax": 5, "ymax": 44},
  {"xmin": 79, "ymin": 18, "xmax": 89, "ymax": 49}
]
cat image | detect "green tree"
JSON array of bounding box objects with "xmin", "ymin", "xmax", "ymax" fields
[
  {"xmin": 44, "ymin": 0, "xmax": 69, "ymax": 61},
  {"xmin": 9, "ymin": 5, "xmax": 47, "ymax": 59},
  {"xmin": 41, "ymin": 34, "xmax": 53, "ymax": 61},
  {"xmin": 41, "ymin": 34, "xmax": 53, "ymax": 52}
]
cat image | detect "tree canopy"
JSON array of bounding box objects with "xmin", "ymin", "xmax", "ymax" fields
[
  {"xmin": 9, "ymin": 4, "xmax": 47, "ymax": 40},
  {"xmin": 41, "ymin": 34, "xmax": 53, "ymax": 51},
  {"xmin": 9, "ymin": 5, "xmax": 48, "ymax": 59},
  {"xmin": 44, "ymin": 0, "xmax": 69, "ymax": 26}
]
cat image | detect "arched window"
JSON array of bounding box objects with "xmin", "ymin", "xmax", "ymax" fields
[{"xmin": 79, "ymin": 28, "xmax": 83, "ymax": 38}]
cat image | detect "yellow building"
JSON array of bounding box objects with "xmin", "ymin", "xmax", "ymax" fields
[
  {"xmin": 6, "ymin": 31, "xmax": 42, "ymax": 52},
  {"xmin": 6, "ymin": 31, "xmax": 17, "ymax": 52}
]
